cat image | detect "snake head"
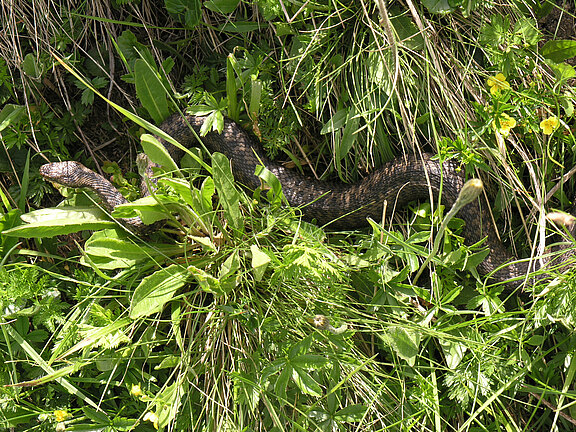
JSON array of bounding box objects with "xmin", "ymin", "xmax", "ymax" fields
[{"xmin": 40, "ymin": 161, "xmax": 90, "ymax": 188}]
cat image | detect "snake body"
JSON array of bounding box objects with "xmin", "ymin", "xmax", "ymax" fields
[{"xmin": 40, "ymin": 114, "xmax": 552, "ymax": 286}]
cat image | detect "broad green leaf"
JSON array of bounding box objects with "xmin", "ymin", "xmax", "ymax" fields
[
  {"xmin": 391, "ymin": 15, "xmax": 424, "ymax": 50},
  {"xmin": 275, "ymin": 365, "xmax": 292, "ymax": 402},
  {"xmin": 421, "ymin": 0, "xmax": 455, "ymax": 13},
  {"xmin": 212, "ymin": 152, "xmax": 242, "ymax": 232},
  {"xmin": 156, "ymin": 382, "xmax": 186, "ymax": 430},
  {"xmin": 154, "ymin": 355, "xmax": 181, "ymax": 370},
  {"xmin": 83, "ymin": 407, "xmax": 111, "ymax": 425},
  {"xmin": 140, "ymin": 134, "xmax": 179, "ymax": 173},
  {"xmin": 219, "ymin": 250, "xmax": 240, "ymax": 279},
  {"xmin": 255, "ymin": 165, "xmax": 284, "ymax": 206},
  {"xmin": 22, "ymin": 53, "xmax": 41, "ymax": 79},
  {"xmin": 166, "ymin": 0, "xmax": 201, "ymax": 28},
  {"xmin": 3, "ymin": 207, "xmax": 115, "ymax": 238},
  {"xmin": 542, "ymin": 40, "xmax": 576, "ymax": 63},
  {"xmin": 134, "ymin": 58, "xmax": 169, "ymax": 124},
  {"xmin": 290, "ymin": 354, "xmax": 328, "ymax": 369},
  {"xmin": 250, "ymin": 244, "xmax": 271, "ymax": 281},
  {"xmin": 546, "ymin": 59, "xmax": 576, "ymax": 83},
  {"xmin": 130, "ymin": 264, "xmax": 191, "ymax": 318},
  {"xmin": 189, "ymin": 265, "xmax": 225, "ymax": 294},
  {"xmin": 292, "ymin": 367, "xmax": 322, "ymax": 397},
  {"xmin": 439, "ymin": 337, "xmax": 467, "ymax": 370},
  {"xmin": 249, "ymin": 78, "xmax": 262, "ymax": 118},
  {"xmin": 112, "ymin": 195, "xmax": 179, "ymax": 225},
  {"xmin": 334, "ymin": 404, "xmax": 367, "ymax": 422},
  {"xmin": 321, "ymin": 108, "xmax": 348, "ymax": 134},
  {"xmin": 226, "ymin": 54, "xmax": 239, "ymax": 121},
  {"xmin": 162, "ymin": 178, "xmax": 195, "ymax": 206},
  {"xmin": 386, "ymin": 326, "xmax": 420, "ymax": 366},
  {"xmin": 0, "ymin": 104, "xmax": 25, "ymax": 132},
  {"xmin": 204, "ymin": 0, "xmax": 240, "ymax": 14},
  {"xmin": 82, "ymin": 229, "xmax": 186, "ymax": 270},
  {"xmin": 218, "ymin": 21, "xmax": 264, "ymax": 33}
]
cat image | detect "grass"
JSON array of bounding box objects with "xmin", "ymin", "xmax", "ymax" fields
[{"xmin": 2, "ymin": 0, "xmax": 576, "ymax": 431}]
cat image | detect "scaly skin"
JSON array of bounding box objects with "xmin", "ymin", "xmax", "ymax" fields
[{"xmin": 41, "ymin": 114, "xmax": 563, "ymax": 288}]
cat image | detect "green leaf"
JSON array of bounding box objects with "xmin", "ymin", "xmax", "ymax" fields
[
  {"xmin": 218, "ymin": 21, "xmax": 264, "ymax": 33},
  {"xmin": 83, "ymin": 407, "xmax": 111, "ymax": 425},
  {"xmin": 542, "ymin": 40, "xmax": 576, "ymax": 63},
  {"xmin": 334, "ymin": 404, "xmax": 367, "ymax": 422},
  {"xmin": 130, "ymin": 264, "xmax": 191, "ymax": 318},
  {"xmin": 275, "ymin": 365, "xmax": 292, "ymax": 402},
  {"xmin": 134, "ymin": 59, "xmax": 170, "ymax": 124},
  {"xmin": 546, "ymin": 60, "xmax": 576, "ymax": 84},
  {"xmin": 204, "ymin": 0, "xmax": 240, "ymax": 14},
  {"xmin": 439, "ymin": 336, "xmax": 467, "ymax": 369},
  {"xmin": 140, "ymin": 134, "xmax": 179, "ymax": 173},
  {"xmin": 166, "ymin": 0, "xmax": 201, "ymax": 28},
  {"xmin": 386, "ymin": 326, "xmax": 420, "ymax": 366},
  {"xmin": 255, "ymin": 165, "xmax": 284, "ymax": 206},
  {"xmin": 82, "ymin": 229, "xmax": 186, "ymax": 270},
  {"xmin": 189, "ymin": 265, "xmax": 226, "ymax": 294},
  {"xmin": 335, "ymin": 109, "xmax": 359, "ymax": 162},
  {"xmin": 0, "ymin": 104, "xmax": 25, "ymax": 132},
  {"xmin": 321, "ymin": 109, "xmax": 347, "ymax": 134},
  {"xmin": 226, "ymin": 54, "xmax": 239, "ymax": 122},
  {"xmin": 391, "ymin": 15, "xmax": 424, "ymax": 51},
  {"xmin": 219, "ymin": 250, "xmax": 240, "ymax": 279},
  {"xmin": 250, "ymin": 244, "xmax": 271, "ymax": 281},
  {"xmin": 290, "ymin": 354, "xmax": 328, "ymax": 369},
  {"xmin": 292, "ymin": 367, "xmax": 322, "ymax": 397},
  {"xmin": 212, "ymin": 152, "xmax": 242, "ymax": 232},
  {"xmin": 112, "ymin": 195, "xmax": 180, "ymax": 225},
  {"xmin": 2, "ymin": 207, "xmax": 115, "ymax": 238},
  {"xmin": 421, "ymin": 0, "xmax": 455, "ymax": 14},
  {"xmin": 22, "ymin": 53, "xmax": 41, "ymax": 79}
]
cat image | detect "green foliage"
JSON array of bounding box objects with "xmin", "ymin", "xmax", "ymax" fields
[
  {"xmin": 3, "ymin": 1, "xmax": 576, "ymax": 431},
  {"xmin": 0, "ymin": 265, "xmax": 67, "ymax": 332}
]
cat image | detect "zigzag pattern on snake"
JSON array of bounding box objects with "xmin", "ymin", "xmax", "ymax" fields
[{"xmin": 40, "ymin": 113, "xmax": 573, "ymax": 288}]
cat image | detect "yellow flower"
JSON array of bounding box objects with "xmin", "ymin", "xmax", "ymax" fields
[
  {"xmin": 493, "ymin": 113, "xmax": 517, "ymax": 137},
  {"xmin": 130, "ymin": 383, "xmax": 143, "ymax": 398},
  {"xmin": 540, "ymin": 116, "xmax": 559, "ymax": 135},
  {"xmin": 487, "ymin": 73, "xmax": 510, "ymax": 95},
  {"xmin": 54, "ymin": 410, "xmax": 71, "ymax": 422},
  {"xmin": 143, "ymin": 412, "xmax": 159, "ymax": 430}
]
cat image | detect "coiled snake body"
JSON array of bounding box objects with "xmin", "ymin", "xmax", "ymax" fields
[{"xmin": 40, "ymin": 114, "xmax": 570, "ymax": 287}]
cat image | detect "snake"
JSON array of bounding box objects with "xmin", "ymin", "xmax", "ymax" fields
[{"xmin": 39, "ymin": 113, "xmax": 574, "ymax": 288}]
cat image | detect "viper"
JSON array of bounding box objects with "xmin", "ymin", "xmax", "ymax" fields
[{"xmin": 40, "ymin": 113, "xmax": 576, "ymax": 288}]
